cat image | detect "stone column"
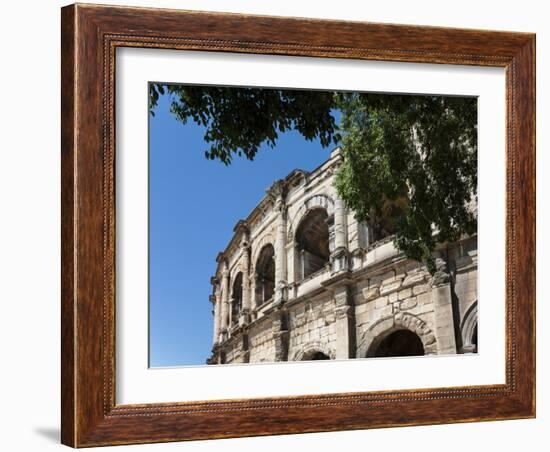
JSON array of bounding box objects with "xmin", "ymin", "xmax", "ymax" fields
[
  {"xmin": 334, "ymin": 197, "xmax": 347, "ymax": 251},
  {"xmin": 220, "ymin": 261, "xmax": 230, "ymax": 341},
  {"xmin": 334, "ymin": 285, "xmax": 356, "ymax": 359},
  {"xmin": 240, "ymin": 237, "xmax": 251, "ymax": 324},
  {"xmin": 229, "ymin": 297, "xmax": 235, "ymax": 326},
  {"xmin": 331, "ymin": 197, "xmax": 349, "ymax": 273},
  {"xmin": 211, "ymin": 279, "xmax": 221, "ymax": 344},
  {"xmin": 431, "ymin": 261, "xmax": 457, "ymax": 355},
  {"xmin": 272, "ymin": 183, "xmax": 287, "ymax": 305},
  {"xmin": 286, "ymin": 242, "xmax": 296, "ymax": 286}
]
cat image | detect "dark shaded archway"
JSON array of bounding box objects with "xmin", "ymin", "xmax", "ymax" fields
[
  {"xmin": 255, "ymin": 244, "xmax": 275, "ymax": 306},
  {"xmin": 371, "ymin": 329, "xmax": 425, "ymax": 358},
  {"xmin": 231, "ymin": 272, "xmax": 243, "ymax": 325},
  {"xmin": 295, "ymin": 208, "xmax": 330, "ymax": 280},
  {"xmin": 302, "ymin": 350, "xmax": 330, "ymax": 361}
]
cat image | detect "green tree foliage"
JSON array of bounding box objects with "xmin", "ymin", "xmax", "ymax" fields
[
  {"xmin": 149, "ymin": 84, "xmax": 477, "ymax": 272},
  {"xmin": 149, "ymin": 84, "xmax": 337, "ymax": 165},
  {"xmin": 334, "ymin": 93, "xmax": 477, "ymax": 273}
]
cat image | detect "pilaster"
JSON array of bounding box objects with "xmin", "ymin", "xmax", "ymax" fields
[
  {"xmin": 431, "ymin": 259, "xmax": 458, "ymax": 354},
  {"xmin": 334, "ymin": 284, "xmax": 355, "ymax": 359},
  {"xmin": 271, "ymin": 308, "xmax": 289, "ymax": 361},
  {"xmin": 269, "ymin": 180, "xmax": 288, "ymax": 306},
  {"xmin": 210, "ymin": 277, "xmax": 221, "ymax": 345},
  {"xmin": 220, "ymin": 259, "xmax": 230, "ymax": 342},
  {"xmin": 331, "ymin": 197, "xmax": 349, "ymax": 274},
  {"xmin": 239, "ymin": 231, "xmax": 252, "ymax": 324}
]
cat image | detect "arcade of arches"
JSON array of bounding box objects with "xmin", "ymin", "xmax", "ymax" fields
[{"xmin": 208, "ymin": 148, "xmax": 478, "ymax": 365}]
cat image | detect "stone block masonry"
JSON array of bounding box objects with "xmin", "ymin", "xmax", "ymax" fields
[{"xmin": 207, "ymin": 148, "xmax": 478, "ymax": 364}]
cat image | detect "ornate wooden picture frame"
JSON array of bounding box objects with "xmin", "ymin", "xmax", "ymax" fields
[{"xmin": 61, "ymin": 3, "xmax": 535, "ymax": 447}]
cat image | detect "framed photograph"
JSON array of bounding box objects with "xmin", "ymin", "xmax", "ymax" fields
[{"xmin": 61, "ymin": 3, "xmax": 535, "ymax": 447}]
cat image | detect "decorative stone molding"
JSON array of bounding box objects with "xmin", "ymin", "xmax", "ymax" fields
[
  {"xmin": 233, "ymin": 219, "xmax": 250, "ymax": 240},
  {"xmin": 266, "ymin": 179, "xmax": 286, "ymax": 203}
]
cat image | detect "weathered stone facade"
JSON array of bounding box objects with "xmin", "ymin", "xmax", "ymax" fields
[{"xmin": 208, "ymin": 148, "xmax": 478, "ymax": 364}]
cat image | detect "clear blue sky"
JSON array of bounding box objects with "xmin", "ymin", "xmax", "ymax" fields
[{"xmin": 149, "ymin": 89, "xmax": 335, "ymax": 367}]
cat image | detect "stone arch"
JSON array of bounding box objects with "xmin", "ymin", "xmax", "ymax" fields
[
  {"xmin": 254, "ymin": 243, "xmax": 275, "ymax": 306},
  {"xmin": 251, "ymin": 233, "xmax": 275, "ymax": 268},
  {"xmin": 357, "ymin": 312, "xmax": 437, "ymax": 358},
  {"xmin": 287, "ymin": 194, "xmax": 335, "ymax": 242},
  {"xmin": 460, "ymin": 300, "xmax": 478, "ymax": 353},
  {"xmin": 371, "ymin": 329, "xmax": 425, "ymax": 357},
  {"xmin": 227, "ymin": 248, "xmax": 247, "ymax": 287},
  {"xmin": 230, "ymin": 272, "xmax": 243, "ymax": 325},
  {"xmin": 294, "ymin": 208, "xmax": 331, "ymax": 280},
  {"xmin": 290, "ymin": 341, "xmax": 336, "ymax": 361}
]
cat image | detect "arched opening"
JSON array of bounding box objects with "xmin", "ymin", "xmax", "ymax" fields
[
  {"xmin": 301, "ymin": 350, "xmax": 331, "ymax": 361},
  {"xmin": 309, "ymin": 351, "xmax": 330, "ymax": 361},
  {"xmin": 231, "ymin": 272, "xmax": 243, "ymax": 325},
  {"xmin": 370, "ymin": 329, "xmax": 425, "ymax": 358},
  {"xmin": 460, "ymin": 301, "xmax": 478, "ymax": 354},
  {"xmin": 255, "ymin": 244, "xmax": 275, "ymax": 306},
  {"xmin": 295, "ymin": 208, "xmax": 330, "ymax": 280},
  {"xmin": 471, "ymin": 324, "xmax": 478, "ymax": 353}
]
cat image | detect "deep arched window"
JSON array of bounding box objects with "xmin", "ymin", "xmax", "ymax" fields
[
  {"xmin": 231, "ymin": 272, "xmax": 243, "ymax": 325},
  {"xmin": 255, "ymin": 244, "xmax": 275, "ymax": 306},
  {"xmin": 295, "ymin": 208, "xmax": 330, "ymax": 280}
]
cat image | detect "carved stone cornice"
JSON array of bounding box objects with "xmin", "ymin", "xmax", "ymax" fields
[
  {"xmin": 431, "ymin": 270, "xmax": 451, "ymax": 287},
  {"xmin": 335, "ymin": 305, "xmax": 353, "ymax": 320},
  {"xmin": 233, "ymin": 219, "xmax": 249, "ymax": 232},
  {"xmin": 240, "ymin": 235, "xmax": 251, "ymax": 250},
  {"xmin": 266, "ymin": 179, "xmax": 286, "ymax": 204}
]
